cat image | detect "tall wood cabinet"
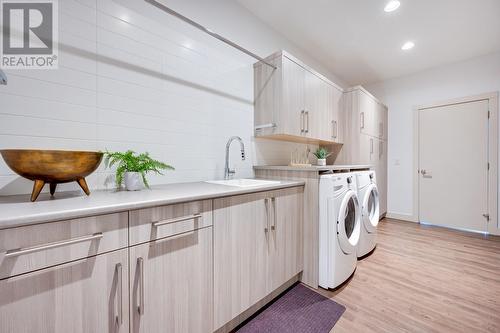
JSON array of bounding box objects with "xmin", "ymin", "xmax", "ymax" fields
[
  {"xmin": 254, "ymin": 51, "xmax": 343, "ymax": 144},
  {"xmin": 341, "ymin": 86, "xmax": 388, "ymax": 217},
  {"xmin": 213, "ymin": 186, "xmax": 303, "ymax": 331}
]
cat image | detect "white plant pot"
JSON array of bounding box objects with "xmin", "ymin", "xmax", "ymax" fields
[
  {"xmin": 317, "ymin": 158, "xmax": 326, "ymax": 166},
  {"xmin": 124, "ymin": 172, "xmax": 144, "ymax": 191}
]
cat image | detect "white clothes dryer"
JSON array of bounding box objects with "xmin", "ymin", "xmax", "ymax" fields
[{"xmin": 355, "ymin": 170, "xmax": 380, "ymax": 258}]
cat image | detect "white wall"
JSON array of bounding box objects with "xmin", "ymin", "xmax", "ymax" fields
[
  {"xmin": 366, "ymin": 52, "xmax": 500, "ymax": 220},
  {"xmin": 0, "ymin": 0, "xmax": 344, "ymax": 195}
]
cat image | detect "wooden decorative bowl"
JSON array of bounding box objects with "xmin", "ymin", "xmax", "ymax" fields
[{"xmin": 0, "ymin": 149, "xmax": 103, "ymax": 202}]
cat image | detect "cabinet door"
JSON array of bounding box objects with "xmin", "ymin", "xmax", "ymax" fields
[
  {"xmin": 254, "ymin": 57, "xmax": 280, "ymax": 136},
  {"xmin": 282, "ymin": 56, "xmax": 306, "ymax": 136},
  {"xmin": 353, "ymin": 133, "xmax": 376, "ymax": 165},
  {"xmin": 0, "ymin": 249, "xmax": 129, "ymax": 333},
  {"xmin": 331, "ymin": 85, "xmax": 343, "ymax": 142},
  {"xmin": 305, "ymin": 70, "xmax": 327, "ymax": 140},
  {"xmin": 213, "ymin": 192, "xmax": 270, "ymax": 330},
  {"xmin": 130, "ymin": 227, "xmax": 213, "ymax": 333},
  {"xmin": 268, "ymin": 187, "xmax": 304, "ymax": 291},
  {"xmin": 377, "ymin": 104, "xmax": 388, "ymax": 140},
  {"xmin": 358, "ymin": 89, "xmax": 377, "ymax": 137}
]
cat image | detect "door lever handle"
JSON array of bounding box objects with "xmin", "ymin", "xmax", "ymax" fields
[{"xmin": 421, "ymin": 169, "xmax": 432, "ymax": 178}]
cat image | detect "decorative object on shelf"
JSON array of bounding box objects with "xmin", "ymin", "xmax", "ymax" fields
[
  {"xmin": 289, "ymin": 147, "xmax": 312, "ymax": 167},
  {"xmin": 312, "ymin": 148, "xmax": 332, "ymax": 166},
  {"xmin": 0, "ymin": 149, "xmax": 103, "ymax": 202},
  {"xmin": 104, "ymin": 150, "xmax": 174, "ymax": 191}
]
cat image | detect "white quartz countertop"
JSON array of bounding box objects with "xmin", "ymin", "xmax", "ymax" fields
[
  {"xmin": 253, "ymin": 165, "xmax": 372, "ymax": 171},
  {"xmin": 0, "ymin": 180, "xmax": 304, "ymax": 229}
]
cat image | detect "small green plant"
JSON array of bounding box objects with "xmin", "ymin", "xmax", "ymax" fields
[
  {"xmin": 104, "ymin": 150, "xmax": 174, "ymax": 188},
  {"xmin": 312, "ymin": 147, "xmax": 332, "ymax": 159}
]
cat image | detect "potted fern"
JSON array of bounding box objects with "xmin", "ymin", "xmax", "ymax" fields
[
  {"xmin": 104, "ymin": 150, "xmax": 174, "ymax": 191},
  {"xmin": 312, "ymin": 148, "xmax": 332, "ymax": 166}
]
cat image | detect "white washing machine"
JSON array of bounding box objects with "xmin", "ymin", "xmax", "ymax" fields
[
  {"xmin": 319, "ymin": 173, "xmax": 361, "ymax": 289},
  {"xmin": 355, "ymin": 170, "xmax": 380, "ymax": 258}
]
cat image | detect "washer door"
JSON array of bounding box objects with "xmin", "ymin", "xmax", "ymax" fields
[
  {"xmin": 337, "ymin": 190, "xmax": 361, "ymax": 254},
  {"xmin": 362, "ymin": 184, "xmax": 380, "ymax": 233}
]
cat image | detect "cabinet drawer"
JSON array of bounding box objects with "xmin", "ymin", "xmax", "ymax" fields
[
  {"xmin": 129, "ymin": 200, "xmax": 212, "ymax": 246},
  {"xmin": 0, "ymin": 212, "xmax": 128, "ymax": 279}
]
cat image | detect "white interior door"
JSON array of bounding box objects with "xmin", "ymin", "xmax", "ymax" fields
[{"xmin": 418, "ymin": 99, "xmax": 490, "ymax": 232}]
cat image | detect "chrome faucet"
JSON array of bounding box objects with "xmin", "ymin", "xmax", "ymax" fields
[{"xmin": 224, "ymin": 136, "xmax": 246, "ymax": 180}]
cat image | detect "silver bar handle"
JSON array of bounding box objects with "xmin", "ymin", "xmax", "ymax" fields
[
  {"xmin": 300, "ymin": 111, "xmax": 305, "ymax": 133},
  {"xmin": 305, "ymin": 111, "xmax": 310, "ymax": 133},
  {"xmin": 264, "ymin": 198, "xmax": 270, "ymax": 233},
  {"xmin": 360, "ymin": 112, "xmax": 365, "ymax": 129},
  {"xmin": 379, "ymin": 141, "xmax": 383, "ymax": 158},
  {"xmin": 271, "ymin": 197, "xmax": 276, "ymax": 231},
  {"xmin": 370, "ymin": 138, "xmax": 374, "ymax": 154},
  {"xmin": 116, "ymin": 263, "xmax": 123, "ymax": 325},
  {"xmin": 5, "ymin": 232, "xmax": 103, "ymax": 258},
  {"xmin": 380, "ymin": 122, "xmax": 383, "ymax": 137},
  {"xmin": 153, "ymin": 213, "xmax": 202, "ymax": 227},
  {"xmin": 255, "ymin": 123, "xmax": 277, "ymax": 131},
  {"xmin": 332, "ymin": 120, "xmax": 338, "ymax": 139},
  {"xmin": 137, "ymin": 257, "xmax": 145, "ymax": 315}
]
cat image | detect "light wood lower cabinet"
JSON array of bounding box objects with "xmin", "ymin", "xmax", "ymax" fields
[
  {"xmin": 0, "ymin": 248, "xmax": 129, "ymax": 333},
  {"xmin": 129, "ymin": 227, "xmax": 213, "ymax": 333},
  {"xmin": 0, "ymin": 187, "xmax": 303, "ymax": 333},
  {"xmin": 213, "ymin": 187, "xmax": 304, "ymax": 330},
  {"xmin": 213, "ymin": 191, "xmax": 270, "ymax": 330},
  {"xmin": 268, "ymin": 187, "xmax": 304, "ymax": 291}
]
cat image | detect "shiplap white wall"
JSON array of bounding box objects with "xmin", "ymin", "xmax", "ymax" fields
[{"xmin": 0, "ymin": 0, "xmax": 322, "ymax": 195}]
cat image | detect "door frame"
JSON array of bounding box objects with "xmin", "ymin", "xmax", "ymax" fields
[{"xmin": 412, "ymin": 92, "xmax": 499, "ymax": 235}]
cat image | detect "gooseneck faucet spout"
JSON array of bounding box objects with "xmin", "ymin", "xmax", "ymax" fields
[{"xmin": 224, "ymin": 136, "xmax": 246, "ymax": 180}]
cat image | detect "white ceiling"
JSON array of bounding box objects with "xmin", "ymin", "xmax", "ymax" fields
[{"xmin": 237, "ymin": 0, "xmax": 500, "ymax": 85}]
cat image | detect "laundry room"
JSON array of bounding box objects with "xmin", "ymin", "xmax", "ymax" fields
[{"xmin": 0, "ymin": 0, "xmax": 499, "ymax": 332}]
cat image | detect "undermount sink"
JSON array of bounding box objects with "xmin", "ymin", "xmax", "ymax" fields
[{"xmin": 205, "ymin": 178, "xmax": 281, "ymax": 187}]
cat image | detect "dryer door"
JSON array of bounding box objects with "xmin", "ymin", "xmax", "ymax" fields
[
  {"xmin": 362, "ymin": 184, "xmax": 380, "ymax": 233},
  {"xmin": 337, "ymin": 190, "xmax": 361, "ymax": 254}
]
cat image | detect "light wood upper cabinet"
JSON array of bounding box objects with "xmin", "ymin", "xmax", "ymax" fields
[
  {"xmin": 213, "ymin": 186, "xmax": 304, "ymax": 330},
  {"xmin": 254, "ymin": 51, "xmax": 344, "ymax": 144},
  {"xmin": 0, "ymin": 249, "xmax": 129, "ymax": 333},
  {"xmin": 129, "ymin": 227, "xmax": 213, "ymax": 333}
]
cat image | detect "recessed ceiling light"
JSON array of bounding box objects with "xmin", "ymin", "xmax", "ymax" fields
[
  {"xmin": 384, "ymin": 1, "xmax": 401, "ymax": 12},
  {"xmin": 401, "ymin": 41, "xmax": 415, "ymax": 50}
]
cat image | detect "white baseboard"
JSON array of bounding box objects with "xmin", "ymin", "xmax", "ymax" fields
[{"xmin": 386, "ymin": 212, "xmax": 418, "ymax": 223}]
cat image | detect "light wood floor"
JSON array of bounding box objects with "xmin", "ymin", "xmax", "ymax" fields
[{"xmin": 317, "ymin": 218, "xmax": 500, "ymax": 333}]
